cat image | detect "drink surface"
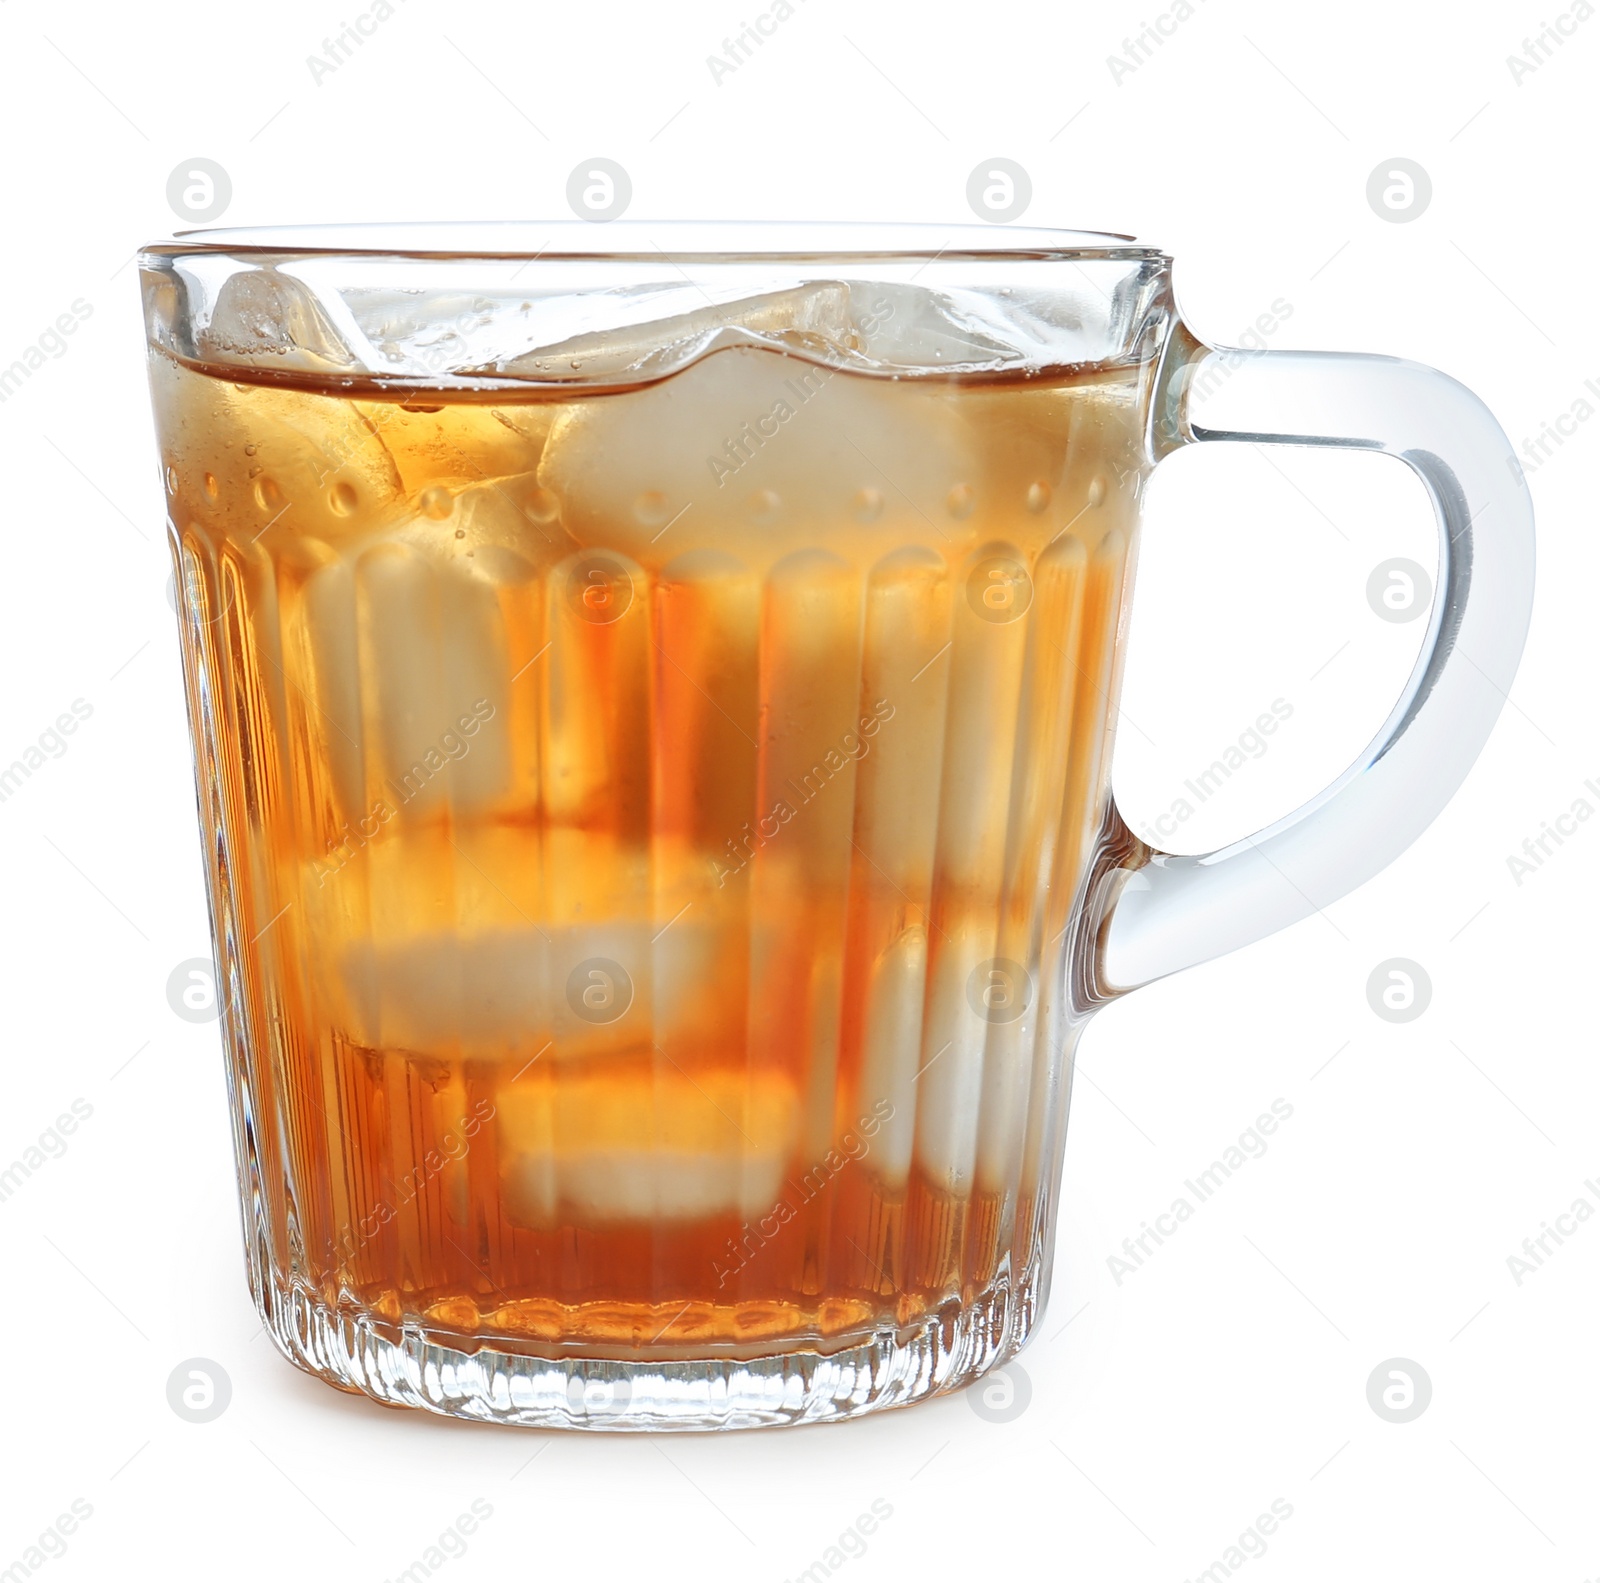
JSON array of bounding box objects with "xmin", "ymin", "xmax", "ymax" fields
[{"xmin": 153, "ymin": 341, "xmax": 1148, "ymax": 1355}]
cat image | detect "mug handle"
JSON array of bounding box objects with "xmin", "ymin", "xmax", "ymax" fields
[{"xmin": 1092, "ymin": 325, "xmax": 1535, "ymax": 994}]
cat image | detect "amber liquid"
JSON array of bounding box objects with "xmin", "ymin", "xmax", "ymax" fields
[{"xmin": 154, "ymin": 344, "xmax": 1148, "ymax": 1356}]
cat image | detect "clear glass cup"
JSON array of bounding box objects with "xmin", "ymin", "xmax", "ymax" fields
[{"xmin": 139, "ymin": 222, "xmax": 1533, "ymax": 1429}]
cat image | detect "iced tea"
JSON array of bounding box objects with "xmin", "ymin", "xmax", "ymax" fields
[{"xmin": 153, "ymin": 339, "xmax": 1145, "ymax": 1358}]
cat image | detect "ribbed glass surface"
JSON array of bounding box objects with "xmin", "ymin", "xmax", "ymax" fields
[{"xmin": 152, "ymin": 327, "xmax": 1153, "ymax": 1425}]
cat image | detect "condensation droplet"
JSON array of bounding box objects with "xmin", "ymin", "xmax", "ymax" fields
[
  {"xmin": 1087, "ymin": 474, "xmax": 1107, "ymax": 508},
  {"xmin": 454, "ymin": 528, "xmax": 466, "ymax": 539},
  {"xmin": 203, "ymin": 472, "xmax": 219, "ymax": 501},
  {"xmin": 328, "ymin": 482, "xmax": 358, "ymax": 517},
  {"xmin": 947, "ymin": 484, "xmax": 975, "ymax": 520},
  {"xmin": 523, "ymin": 485, "xmax": 560, "ymax": 525},
  {"xmin": 243, "ymin": 443, "xmax": 258, "ymax": 457},
  {"xmin": 1026, "ymin": 481, "xmax": 1051, "ymax": 514},
  {"xmin": 853, "ymin": 487, "xmax": 884, "ymax": 524},
  {"xmin": 634, "ymin": 490, "xmax": 671, "ymax": 528},
  {"xmin": 419, "ymin": 486, "xmax": 454, "ymax": 520}
]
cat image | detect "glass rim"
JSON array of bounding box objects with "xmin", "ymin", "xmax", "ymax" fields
[{"xmin": 139, "ymin": 219, "xmax": 1166, "ymax": 265}]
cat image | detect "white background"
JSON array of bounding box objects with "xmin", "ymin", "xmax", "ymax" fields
[{"xmin": 0, "ymin": 0, "xmax": 1591, "ymax": 1578}]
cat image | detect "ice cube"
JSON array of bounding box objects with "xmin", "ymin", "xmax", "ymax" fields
[
  {"xmin": 481, "ymin": 282, "xmax": 858, "ymax": 383},
  {"xmin": 375, "ymin": 400, "xmax": 557, "ymax": 498},
  {"xmin": 291, "ymin": 553, "xmax": 366, "ymax": 819},
  {"xmin": 854, "ymin": 924, "xmax": 927, "ymax": 1188},
  {"xmin": 340, "ymin": 275, "xmax": 1061, "ymax": 383},
  {"xmin": 292, "ymin": 517, "xmax": 536, "ymax": 828},
  {"xmin": 199, "ymin": 266, "xmax": 360, "ymax": 372},
  {"xmin": 353, "ymin": 541, "xmax": 511, "ymax": 816},
  {"xmin": 148, "ymin": 358, "xmax": 404, "ymax": 548},
  {"xmin": 332, "ymin": 924, "xmax": 640, "ymax": 1057},
  {"xmin": 496, "ymin": 1068, "xmax": 799, "ymax": 1224},
  {"xmin": 535, "ymin": 344, "xmax": 982, "ymax": 569},
  {"xmin": 327, "ymin": 910, "xmax": 727, "ymax": 1062}
]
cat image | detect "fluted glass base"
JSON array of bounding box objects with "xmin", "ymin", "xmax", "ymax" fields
[{"xmin": 253, "ymin": 1263, "xmax": 1044, "ymax": 1431}]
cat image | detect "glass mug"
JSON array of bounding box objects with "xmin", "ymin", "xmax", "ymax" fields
[{"xmin": 140, "ymin": 223, "xmax": 1533, "ymax": 1430}]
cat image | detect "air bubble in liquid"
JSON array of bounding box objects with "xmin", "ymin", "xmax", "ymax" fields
[{"xmin": 853, "ymin": 487, "xmax": 884, "ymax": 524}]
